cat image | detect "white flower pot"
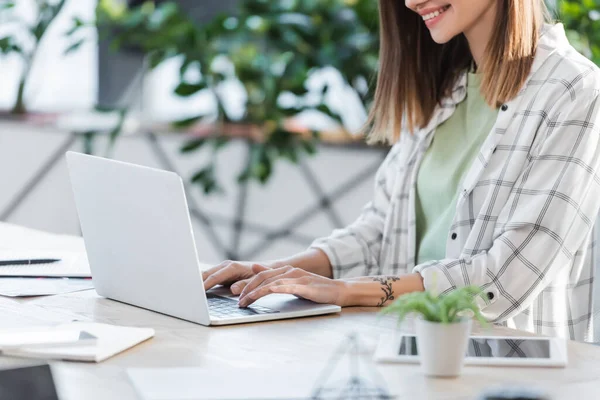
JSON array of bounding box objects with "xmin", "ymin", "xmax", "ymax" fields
[{"xmin": 415, "ymin": 318, "xmax": 472, "ymax": 377}]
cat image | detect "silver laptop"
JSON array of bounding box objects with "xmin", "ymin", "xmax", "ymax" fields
[{"xmin": 66, "ymin": 151, "xmax": 341, "ymax": 326}]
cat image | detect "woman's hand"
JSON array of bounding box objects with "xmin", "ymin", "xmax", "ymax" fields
[
  {"xmin": 203, "ymin": 250, "xmax": 333, "ymax": 295},
  {"xmin": 202, "ymin": 261, "xmax": 273, "ymax": 295},
  {"xmin": 238, "ymin": 264, "xmax": 348, "ymax": 307}
]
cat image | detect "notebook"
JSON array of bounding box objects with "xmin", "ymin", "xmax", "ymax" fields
[
  {"xmin": 0, "ymin": 323, "xmax": 154, "ymax": 362},
  {"xmin": 0, "ymin": 250, "xmax": 91, "ymax": 278}
]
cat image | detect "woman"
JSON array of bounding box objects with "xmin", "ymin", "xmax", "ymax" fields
[{"xmin": 203, "ymin": 0, "xmax": 600, "ymax": 341}]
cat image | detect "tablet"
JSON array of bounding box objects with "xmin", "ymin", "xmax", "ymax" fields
[{"xmin": 375, "ymin": 333, "xmax": 567, "ymax": 367}]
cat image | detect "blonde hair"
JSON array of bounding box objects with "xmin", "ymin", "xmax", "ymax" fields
[{"xmin": 366, "ymin": 0, "xmax": 548, "ymax": 144}]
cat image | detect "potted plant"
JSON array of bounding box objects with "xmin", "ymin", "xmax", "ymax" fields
[{"xmin": 382, "ymin": 286, "xmax": 487, "ymax": 378}]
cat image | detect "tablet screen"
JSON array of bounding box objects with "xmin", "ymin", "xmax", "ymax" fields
[{"xmin": 398, "ymin": 336, "xmax": 551, "ymax": 359}]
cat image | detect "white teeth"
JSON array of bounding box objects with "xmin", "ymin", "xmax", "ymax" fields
[{"xmin": 422, "ymin": 6, "xmax": 448, "ymax": 21}]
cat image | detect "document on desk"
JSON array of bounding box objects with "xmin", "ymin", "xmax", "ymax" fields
[
  {"xmin": 127, "ymin": 365, "xmax": 394, "ymax": 400},
  {"xmin": 0, "ymin": 278, "xmax": 94, "ymax": 297},
  {"xmin": 1, "ymin": 323, "xmax": 154, "ymax": 362},
  {"xmin": 0, "ymin": 250, "xmax": 91, "ymax": 278}
]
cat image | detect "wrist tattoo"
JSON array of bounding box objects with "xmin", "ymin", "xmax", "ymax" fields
[{"xmin": 373, "ymin": 276, "xmax": 400, "ymax": 307}]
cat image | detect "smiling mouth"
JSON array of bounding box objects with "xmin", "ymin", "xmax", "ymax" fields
[{"xmin": 421, "ymin": 5, "xmax": 451, "ymax": 22}]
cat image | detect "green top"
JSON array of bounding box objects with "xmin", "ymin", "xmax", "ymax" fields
[{"xmin": 415, "ymin": 72, "xmax": 498, "ymax": 265}]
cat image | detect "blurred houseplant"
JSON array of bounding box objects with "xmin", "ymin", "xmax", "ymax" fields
[
  {"xmin": 0, "ymin": 0, "xmax": 84, "ymax": 114},
  {"xmin": 74, "ymin": 0, "xmax": 379, "ymax": 193},
  {"xmin": 382, "ymin": 286, "xmax": 487, "ymax": 377},
  {"xmin": 556, "ymin": 0, "xmax": 600, "ymax": 65}
]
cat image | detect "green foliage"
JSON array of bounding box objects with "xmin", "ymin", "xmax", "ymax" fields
[
  {"xmin": 78, "ymin": 0, "xmax": 378, "ymax": 194},
  {"xmin": 0, "ymin": 0, "xmax": 82, "ymax": 114},
  {"xmin": 554, "ymin": 0, "xmax": 600, "ymax": 65},
  {"xmin": 381, "ymin": 286, "xmax": 488, "ymax": 325}
]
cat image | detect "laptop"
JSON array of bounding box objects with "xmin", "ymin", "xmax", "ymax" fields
[{"xmin": 66, "ymin": 152, "xmax": 341, "ymax": 326}]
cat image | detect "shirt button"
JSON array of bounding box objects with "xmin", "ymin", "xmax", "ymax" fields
[
  {"xmin": 451, "ymin": 233, "xmax": 458, "ymax": 240},
  {"xmin": 492, "ymin": 147, "xmax": 497, "ymax": 154},
  {"xmin": 487, "ymin": 292, "xmax": 495, "ymax": 300},
  {"xmin": 501, "ymin": 104, "xmax": 508, "ymax": 111}
]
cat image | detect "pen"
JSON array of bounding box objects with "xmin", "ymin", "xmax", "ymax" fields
[{"xmin": 0, "ymin": 259, "xmax": 61, "ymax": 266}]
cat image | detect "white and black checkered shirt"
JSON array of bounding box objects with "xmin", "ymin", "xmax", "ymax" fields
[{"xmin": 312, "ymin": 24, "xmax": 600, "ymax": 342}]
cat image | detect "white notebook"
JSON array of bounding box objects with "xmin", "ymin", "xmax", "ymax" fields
[
  {"xmin": 1, "ymin": 322, "xmax": 154, "ymax": 362},
  {"xmin": 0, "ymin": 250, "xmax": 91, "ymax": 278}
]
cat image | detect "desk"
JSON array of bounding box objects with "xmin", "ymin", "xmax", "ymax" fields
[
  {"xmin": 0, "ymin": 291, "xmax": 599, "ymax": 400},
  {"xmin": 1, "ymin": 223, "xmax": 600, "ymax": 399}
]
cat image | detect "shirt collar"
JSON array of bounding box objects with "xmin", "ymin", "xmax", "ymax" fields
[{"xmin": 530, "ymin": 23, "xmax": 570, "ymax": 77}]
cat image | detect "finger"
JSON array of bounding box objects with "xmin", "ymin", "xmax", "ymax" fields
[
  {"xmin": 230, "ymin": 265, "xmax": 269, "ymax": 294},
  {"xmin": 239, "ymin": 265, "xmax": 292, "ymax": 299},
  {"xmin": 230, "ymin": 278, "xmax": 251, "ymax": 295},
  {"xmin": 247, "ymin": 270, "xmax": 298, "ymax": 293},
  {"xmin": 239, "ymin": 278, "xmax": 296, "ymax": 307},
  {"xmin": 201, "ymin": 260, "xmax": 231, "ymax": 281},
  {"xmin": 204, "ymin": 265, "xmax": 239, "ymax": 291},
  {"xmin": 251, "ymin": 263, "xmax": 271, "ymax": 274}
]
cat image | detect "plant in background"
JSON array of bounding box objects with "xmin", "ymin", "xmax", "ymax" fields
[
  {"xmin": 381, "ymin": 286, "xmax": 487, "ymax": 325},
  {"xmin": 556, "ymin": 0, "xmax": 600, "ymax": 65},
  {"xmin": 0, "ymin": 0, "xmax": 83, "ymax": 114},
  {"xmin": 71, "ymin": 0, "xmax": 379, "ymax": 194}
]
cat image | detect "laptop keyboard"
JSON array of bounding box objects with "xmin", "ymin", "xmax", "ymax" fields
[{"xmin": 206, "ymin": 294, "xmax": 279, "ymax": 318}]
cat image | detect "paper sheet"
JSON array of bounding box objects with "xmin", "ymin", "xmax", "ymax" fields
[
  {"xmin": 0, "ymin": 278, "xmax": 94, "ymax": 297},
  {"xmin": 0, "ymin": 223, "xmax": 85, "ymax": 252},
  {"xmin": 0, "ymin": 250, "xmax": 91, "ymax": 277},
  {"xmin": 127, "ymin": 365, "xmax": 394, "ymax": 400},
  {"xmin": 128, "ymin": 367, "xmax": 322, "ymax": 400}
]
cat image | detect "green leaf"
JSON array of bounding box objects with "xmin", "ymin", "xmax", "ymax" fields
[
  {"xmin": 212, "ymin": 135, "xmax": 229, "ymax": 150},
  {"xmin": 81, "ymin": 131, "xmax": 97, "ymax": 155},
  {"xmin": 64, "ymin": 39, "xmax": 85, "ymax": 55},
  {"xmin": 173, "ymin": 115, "xmax": 203, "ymax": 128},
  {"xmin": 174, "ymin": 81, "xmax": 208, "ymax": 97},
  {"xmin": 0, "ymin": 1, "xmax": 15, "ymax": 11},
  {"xmin": 180, "ymin": 138, "xmax": 207, "ymax": 153},
  {"xmin": 256, "ymin": 147, "xmax": 273, "ymax": 184},
  {"xmin": 53, "ymin": 0, "xmax": 67, "ymax": 17},
  {"xmin": 191, "ymin": 165, "xmax": 222, "ymax": 194},
  {"xmin": 381, "ymin": 285, "xmax": 487, "ymax": 326},
  {"xmin": 148, "ymin": 51, "xmax": 170, "ymax": 69},
  {"xmin": 0, "ymin": 36, "xmax": 21, "ymax": 54},
  {"xmin": 300, "ymin": 139, "xmax": 317, "ymax": 155},
  {"xmin": 65, "ymin": 17, "xmax": 86, "ymax": 36},
  {"xmin": 316, "ymin": 103, "xmax": 343, "ymax": 124},
  {"xmin": 107, "ymin": 109, "xmax": 127, "ymax": 153}
]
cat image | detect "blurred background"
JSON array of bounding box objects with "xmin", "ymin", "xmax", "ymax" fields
[{"xmin": 0, "ymin": 0, "xmax": 598, "ymax": 265}]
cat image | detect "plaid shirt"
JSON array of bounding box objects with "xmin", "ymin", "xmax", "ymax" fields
[{"xmin": 312, "ymin": 24, "xmax": 600, "ymax": 342}]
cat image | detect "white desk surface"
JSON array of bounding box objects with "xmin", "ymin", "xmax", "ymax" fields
[{"xmin": 1, "ymin": 222, "xmax": 600, "ymax": 399}]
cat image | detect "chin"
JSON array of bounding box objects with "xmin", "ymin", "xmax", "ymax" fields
[{"xmin": 429, "ymin": 30, "xmax": 456, "ymax": 44}]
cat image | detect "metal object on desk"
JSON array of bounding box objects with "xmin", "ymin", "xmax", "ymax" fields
[
  {"xmin": 477, "ymin": 387, "xmax": 551, "ymax": 400},
  {"xmin": 311, "ymin": 333, "xmax": 393, "ymax": 400}
]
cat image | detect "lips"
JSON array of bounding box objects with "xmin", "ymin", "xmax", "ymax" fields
[{"xmin": 421, "ymin": 5, "xmax": 451, "ymax": 22}]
